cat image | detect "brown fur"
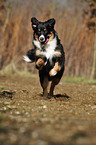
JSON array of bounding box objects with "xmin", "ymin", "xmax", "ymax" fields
[
  {"xmin": 54, "ymin": 62, "xmax": 61, "ymax": 71},
  {"xmin": 48, "ymin": 32, "xmax": 54, "ymax": 41},
  {"xmin": 35, "ymin": 34, "xmax": 39, "ymax": 41},
  {"xmin": 36, "ymin": 58, "xmax": 44, "ymax": 70},
  {"xmin": 36, "ymin": 50, "xmax": 41, "ymax": 56},
  {"xmin": 49, "ymin": 62, "xmax": 61, "ymax": 76}
]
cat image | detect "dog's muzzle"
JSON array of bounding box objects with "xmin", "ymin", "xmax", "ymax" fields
[{"xmin": 39, "ymin": 34, "xmax": 45, "ymax": 42}]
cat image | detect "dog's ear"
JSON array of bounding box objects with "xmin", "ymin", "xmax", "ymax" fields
[
  {"xmin": 45, "ymin": 18, "xmax": 56, "ymax": 29},
  {"xmin": 31, "ymin": 17, "xmax": 38, "ymax": 30}
]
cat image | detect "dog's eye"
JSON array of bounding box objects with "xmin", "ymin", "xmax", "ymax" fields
[
  {"xmin": 44, "ymin": 29, "xmax": 47, "ymax": 34},
  {"xmin": 38, "ymin": 32, "xmax": 41, "ymax": 35}
]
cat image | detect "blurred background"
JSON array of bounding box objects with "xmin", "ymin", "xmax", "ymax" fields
[{"xmin": 0, "ymin": 0, "xmax": 96, "ymax": 79}]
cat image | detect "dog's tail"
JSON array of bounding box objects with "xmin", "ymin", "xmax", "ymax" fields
[{"xmin": 23, "ymin": 49, "xmax": 36, "ymax": 63}]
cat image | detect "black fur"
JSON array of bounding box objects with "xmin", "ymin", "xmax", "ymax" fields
[
  {"xmin": 26, "ymin": 49, "xmax": 36, "ymax": 63},
  {"xmin": 24, "ymin": 17, "xmax": 65, "ymax": 98}
]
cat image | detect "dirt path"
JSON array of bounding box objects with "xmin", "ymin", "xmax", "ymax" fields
[{"xmin": 0, "ymin": 75, "xmax": 96, "ymax": 145}]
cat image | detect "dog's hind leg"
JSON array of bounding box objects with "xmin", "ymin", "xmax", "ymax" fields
[
  {"xmin": 49, "ymin": 78, "xmax": 60, "ymax": 97},
  {"xmin": 39, "ymin": 71, "xmax": 49, "ymax": 97},
  {"xmin": 42, "ymin": 76, "xmax": 49, "ymax": 97}
]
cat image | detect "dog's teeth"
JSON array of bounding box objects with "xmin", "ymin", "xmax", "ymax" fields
[{"xmin": 23, "ymin": 56, "xmax": 32, "ymax": 62}]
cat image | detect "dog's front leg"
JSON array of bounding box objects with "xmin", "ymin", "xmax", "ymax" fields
[
  {"xmin": 42, "ymin": 76, "xmax": 49, "ymax": 97},
  {"xmin": 36, "ymin": 58, "xmax": 45, "ymax": 70},
  {"xmin": 39, "ymin": 70, "xmax": 49, "ymax": 98},
  {"xmin": 49, "ymin": 62, "xmax": 61, "ymax": 76},
  {"xmin": 35, "ymin": 50, "xmax": 46, "ymax": 70},
  {"xmin": 49, "ymin": 78, "xmax": 60, "ymax": 97}
]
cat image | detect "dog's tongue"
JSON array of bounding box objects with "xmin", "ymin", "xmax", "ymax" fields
[{"xmin": 45, "ymin": 38, "xmax": 49, "ymax": 44}]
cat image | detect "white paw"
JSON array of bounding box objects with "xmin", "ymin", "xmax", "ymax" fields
[
  {"xmin": 49, "ymin": 69, "xmax": 57, "ymax": 76},
  {"xmin": 23, "ymin": 56, "xmax": 32, "ymax": 63}
]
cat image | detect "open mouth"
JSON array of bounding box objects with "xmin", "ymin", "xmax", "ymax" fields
[
  {"xmin": 39, "ymin": 35, "xmax": 49, "ymax": 46},
  {"xmin": 40, "ymin": 38, "xmax": 49, "ymax": 46}
]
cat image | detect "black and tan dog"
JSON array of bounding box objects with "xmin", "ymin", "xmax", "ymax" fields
[{"xmin": 24, "ymin": 17, "xmax": 65, "ymax": 98}]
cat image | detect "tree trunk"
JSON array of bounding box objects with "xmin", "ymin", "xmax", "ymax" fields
[{"xmin": 90, "ymin": 28, "xmax": 96, "ymax": 79}]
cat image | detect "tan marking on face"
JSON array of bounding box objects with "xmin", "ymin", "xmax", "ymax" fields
[
  {"xmin": 48, "ymin": 32, "xmax": 54, "ymax": 41},
  {"xmin": 36, "ymin": 58, "xmax": 44, "ymax": 70},
  {"xmin": 36, "ymin": 50, "xmax": 41, "ymax": 56},
  {"xmin": 35, "ymin": 34, "xmax": 39, "ymax": 41}
]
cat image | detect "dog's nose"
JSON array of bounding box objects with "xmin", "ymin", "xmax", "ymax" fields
[
  {"xmin": 39, "ymin": 35, "xmax": 45, "ymax": 42},
  {"xmin": 40, "ymin": 37, "xmax": 44, "ymax": 41}
]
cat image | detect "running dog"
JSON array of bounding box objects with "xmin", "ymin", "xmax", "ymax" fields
[{"xmin": 24, "ymin": 17, "xmax": 65, "ymax": 98}]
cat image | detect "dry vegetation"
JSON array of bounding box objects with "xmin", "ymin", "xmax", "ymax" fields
[{"xmin": 0, "ymin": 0, "xmax": 96, "ymax": 78}]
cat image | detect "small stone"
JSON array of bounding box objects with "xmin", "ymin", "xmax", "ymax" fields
[
  {"xmin": 7, "ymin": 105, "xmax": 11, "ymax": 108},
  {"xmin": 32, "ymin": 131, "xmax": 38, "ymax": 139},
  {"xmin": 12, "ymin": 106, "xmax": 16, "ymax": 109},
  {"xmin": 25, "ymin": 112, "xmax": 29, "ymax": 115},
  {"xmin": 91, "ymin": 105, "xmax": 96, "ymax": 110},
  {"xmin": 15, "ymin": 111, "xmax": 20, "ymax": 115},
  {"xmin": 43, "ymin": 105, "xmax": 47, "ymax": 109},
  {"xmin": 27, "ymin": 114, "xmax": 30, "ymax": 117},
  {"xmin": 4, "ymin": 102, "xmax": 10, "ymax": 105},
  {"xmin": 19, "ymin": 127, "xmax": 26, "ymax": 133},
  {"xmin": 36, "ymin": 140, "xmax": 48, "ymax": 145}
]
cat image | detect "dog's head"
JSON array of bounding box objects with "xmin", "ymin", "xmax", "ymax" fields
[{"xmin": 31, "ymin": 17, "xmax": 56, "ymax": 45}]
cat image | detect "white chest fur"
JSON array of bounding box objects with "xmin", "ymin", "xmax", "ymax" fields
[
  {"xmin": 33, "ymin": 37, "xmax": 57, "ymax": 64},
  {"xmin": 34, "ymin": 37, "xmax": 57, "ymax": 57},
  {"xmin": 44, "ymin": 37, "xmax": 57, "ymax": 60}
]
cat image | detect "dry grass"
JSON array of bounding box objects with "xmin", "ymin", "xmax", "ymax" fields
[{"xmin": 0, "ymin": 0, "xmax": 95, "ymax": 78}]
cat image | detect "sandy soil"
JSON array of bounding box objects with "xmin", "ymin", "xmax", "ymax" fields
[{"xmin": 0, "ymin": 74, "xmax": 96, "ymax": 145}]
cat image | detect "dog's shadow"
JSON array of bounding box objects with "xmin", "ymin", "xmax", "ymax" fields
[
  {"xmin": 52, "ymin": 93, "xmax": 71, "ymax": 101},
  {"xmin": 54, "ymin": 94, "xmax": 70, "ymax": 99},
  {"xmin": 40, "ymin": 93, "xmax": 71, "ymax": 101}
]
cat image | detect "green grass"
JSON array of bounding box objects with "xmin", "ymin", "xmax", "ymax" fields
[
  {"xmin": 0, "ymin": 88, "xmax": 4, "ymax": 94},
  {"xmin": 62, "ymin": 76, "xmax": 96, "ymax": 84},
  {"xmin": 0, "ymin": 65, "xmax": 96, "ymax": 85},
  {"xmin": 0, "ymin": 88, "xmax": 2, "ymax": 93}
]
